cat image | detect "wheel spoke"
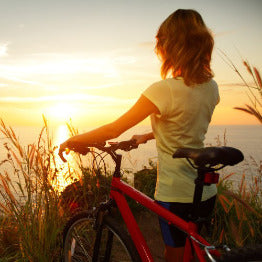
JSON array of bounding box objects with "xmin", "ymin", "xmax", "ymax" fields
[
  {"xmin": 71, "ymin": 228, "xmax": 91, "ymax": 259},
  {"xmin": 63, "ymin": 213, "xmax": 141, "ymax": 262},
  {"xmin": 63, "ymin": 213, "xmax": 96, "ymax": 262}
]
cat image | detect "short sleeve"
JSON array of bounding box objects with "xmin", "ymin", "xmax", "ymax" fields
[{"xmin": 142, "ymin": 81, "xmax": 171, "ymax": 117}]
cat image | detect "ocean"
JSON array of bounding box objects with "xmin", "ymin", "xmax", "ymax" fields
[
  {"xmin": 116, "ymin": 125, "xmax": 262, "ymax": 187},
  {"xmin": 0, "ymin": 124, "xmax": 261, "ymax": 190}
]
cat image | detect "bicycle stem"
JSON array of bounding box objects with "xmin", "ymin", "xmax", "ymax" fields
[{"xmin": 113, "ymin": 154, "xmax": 122, "ymax": 178}]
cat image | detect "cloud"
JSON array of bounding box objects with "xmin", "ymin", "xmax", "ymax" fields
[
  {"xmin": 76, "ymin": 82, "xmax": 123, "ymax": 90},
  {"xmin": 0, "ymin": 50, "xmax": 157, "ymax": 92},
  {"xmin": 0, "ymin": 52, "xmax": 120, "ymax": 78},
  {"xmin": 0, "ymin": 74, "xmax": 121, "ymax": 92},
  {"xmin": 0, "ymin": 74, "xmax": 48, "ymax": 88},
  {"xmin": 0, "ymin": 94, "xmax": 136, "ymax": 105}
]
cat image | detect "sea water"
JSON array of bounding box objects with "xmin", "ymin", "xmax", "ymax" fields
[{"xmin": 0, "ymin": 124, "xmax": 261, "ymax": 190}]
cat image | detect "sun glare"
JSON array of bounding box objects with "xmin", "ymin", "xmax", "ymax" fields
[
  {"xmin": 47, "ymin": 102, "xmax": 78, "ymax": 121},
  {"xmin": 52, "ymin": 125, "xmax": 79, "ymax": 192},
  {"xmin": 55, "ymin": 124, "xmax": 70, "ymax": 145}
]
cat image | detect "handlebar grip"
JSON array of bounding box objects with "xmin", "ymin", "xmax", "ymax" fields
[
  {"xmin": 72, "ymin": 147, "xmax": 90, "ymax": 155},
  {"xmin": 69, "ymin": 142, "xmax": 106, "ymax": 155},
  {"xmin": 116, "ymin": 139, "xmax": 138, "ymax": 151}
]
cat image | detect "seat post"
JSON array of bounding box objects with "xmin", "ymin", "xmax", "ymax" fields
[{"xmin": 191, "ymin": 168, "xmax": 205, "ymax": 221}]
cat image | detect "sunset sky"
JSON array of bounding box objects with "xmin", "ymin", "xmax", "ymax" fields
[{"xmin": 0, "ymin": 0, "xmax": 261, "ymax": 127}]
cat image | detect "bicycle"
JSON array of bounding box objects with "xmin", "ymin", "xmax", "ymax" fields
[{"xmin": 62, "ymin": 140, "xmax": 262, "ymax": 262}]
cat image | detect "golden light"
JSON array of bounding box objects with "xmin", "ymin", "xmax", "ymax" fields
[
  {"xmin": 55, "ymin": 124, "xmax": 70, "ymax": 145},
  {"xmin": 52, "ymin": 124, "xmax": 79, "ymax": 192},
  {"xmin": 47, "ymin": 102, "xmax": 78, "ymax": 122}
]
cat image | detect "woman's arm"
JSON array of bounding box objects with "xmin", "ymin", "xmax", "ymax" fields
[{"xmin": 59, "ymin": 95, "xmax": 159, "ymax": 159}]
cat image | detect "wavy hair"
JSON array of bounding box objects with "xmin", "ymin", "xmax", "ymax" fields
[{"xmin": 155, "ymin": 9, "xmax": 214, "ymax": 86}]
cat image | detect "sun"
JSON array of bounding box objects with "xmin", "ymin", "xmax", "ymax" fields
[{"xmin": 47, "ymin": 102, "xmax": 77, "ymax": 121}]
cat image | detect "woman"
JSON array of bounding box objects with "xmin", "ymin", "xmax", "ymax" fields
[{"xmin": 59, "ymin": 9, "xmax": 219, "ymax": 262}]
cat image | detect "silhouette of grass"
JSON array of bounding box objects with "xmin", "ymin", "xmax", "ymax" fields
[{"xmin": 219, "ymin": 50, "xmax": 262, "ymax": 124}]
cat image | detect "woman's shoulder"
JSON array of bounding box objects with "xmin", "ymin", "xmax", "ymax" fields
[
  {"xmin": 151, "ymin": 78, "xmax": 170, "ymax": 86},
  {"xmin": 193, "ymin": 78, "xmax": 218, "ymax": 90},
  {"xmin": 206, "ymin": 79, "xmax": 219, "ymax": 93},
  {"xmin": 150, "ymin": 77, "xmax": 184, "ymax": 88},
  {"xmin": 147, "ymin": 77, "xmax": 218, "ymax": 91},
  {"xmin": 145, "ymin": 79, "xmax": 171, "ymax": 93},
  {"xmin": 208, "ymin": 78, "xmax": 218, "ymax": 86}
]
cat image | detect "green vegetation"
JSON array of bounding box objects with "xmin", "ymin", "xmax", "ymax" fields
[{"xmin": 134, "ymin": 160, "xmax": 157, "ymax": 199}]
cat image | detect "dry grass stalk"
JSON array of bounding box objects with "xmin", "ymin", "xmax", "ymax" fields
[
  {"xmin": 0, "ymin": 117, "xmax": 77, "ymax": 260},
  {"xmin": 220, "ymin": 51, "xmax": 262, "ymax": 123},
  {"xmin": 213, "ymin": 168, "xmax": 262, "ymax": 247}
]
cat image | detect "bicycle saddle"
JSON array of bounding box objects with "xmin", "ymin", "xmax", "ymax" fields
[{"xmin": 173, "ymin": 146, "xmax": 244, "ymax": 167}]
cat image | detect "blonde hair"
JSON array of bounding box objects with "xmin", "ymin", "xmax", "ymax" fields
[{"xmin": 155, "ymin": 9, "xmax": 214, "ymax": 86}]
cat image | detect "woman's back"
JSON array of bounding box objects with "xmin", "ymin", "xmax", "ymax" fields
[
  {"xmin": 143, "ymin": 77, "xmax": 219, "ymax": 203},
  {"xmin": 144, "ymin": 77, "xmax": 219, "ymax": 154}
]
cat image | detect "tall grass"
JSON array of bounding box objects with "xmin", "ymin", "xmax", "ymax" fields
[
  {"xmin": 219, "ymin": 51, "xmax": 262, "ymax": 124},
  {"xmin": 212, "ymin": 54, "xmax": 262, "ymax": 246},
  {"xmin": 212, "ymin": 171, "xmax": 262, "ymax": 247},
  {"xmin": 0, "ymin": 117, "xmax": 69, "ymax": 261},
  {"xmin": 0, "ymin": 118, "xmax": 112, "ymax": 260},
  {"xmin": 206, "ymin": 130, "xmax": 262, "ymax": 247},
  {"xmin": 234, "ymin": 61, "xmax": 262, "ymax": 123},
  {"xmin": 60, "ymin": 121, "xmax": 112, "ymax": 212}
]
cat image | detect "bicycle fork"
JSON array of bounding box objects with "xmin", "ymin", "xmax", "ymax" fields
[{"xmin": 92, "ymin": 199, "xmax": 114, "ymax": 262}]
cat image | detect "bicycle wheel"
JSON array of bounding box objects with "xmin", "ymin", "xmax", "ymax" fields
[
  {"xmin": 63, "ymin": 211, "xmax": 96, "ymax": 262},
  {"xmin": 217, "ymin": 244, "xmax": 262, "ymax": 262},
  {"xmin": 93, "ymin": 214, "xmax": 141, "ymax": 262}
]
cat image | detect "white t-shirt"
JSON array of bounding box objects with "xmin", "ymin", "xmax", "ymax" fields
[{"xmin": 143, "ymin": 77, "xmax": 219, "ymax": 202}]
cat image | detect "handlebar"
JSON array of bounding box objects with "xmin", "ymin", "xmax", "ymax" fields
[
  {"xmin": 59, "ymin": 139, "xmax": 138, "ymax": 162},
  {"xmin": 108, "ymin": 139, "xmax": 138, "ymax": 151}
]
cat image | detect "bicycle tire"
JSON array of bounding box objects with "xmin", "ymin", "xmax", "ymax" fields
[
  {"xmin": 63, "ymin": 211, "xmax": 141, "ymax": 262},
  {"xmin": 93, "ymin": 214, "xmax": 141, "ymax": 262},
  {"xmin": 63, "ymin": 211, "xmax": 96, "ymax": 262},
  {"xmin": 217, "ymin": 244, "xmax": 262, "ymax": 262}
]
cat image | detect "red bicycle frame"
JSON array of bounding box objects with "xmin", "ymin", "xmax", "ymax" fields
[
  {"xmin": 109, "ymin": 176, "xmax": 216, "ymax": 262},
  {"xmin": 64, "ymin": 141, "xmax": 244, "ymax": 261},
  {"xmin": 90, "ymin": 144, "xmax": 223, "ymax": 262}
]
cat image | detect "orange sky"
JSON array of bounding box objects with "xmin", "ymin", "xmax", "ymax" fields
[{"xmin": 0, "ymin": 0, "xmax": 261, "ymax": 127}]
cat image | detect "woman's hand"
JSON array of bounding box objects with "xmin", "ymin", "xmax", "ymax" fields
[
  {"xmin": 131, "ymin": 134, "xmax": 148, "ymax": 145},
  {"xmin": 131, "ymin": 132, "xmax": 154, "ymax": 145},
  {"xmin": 58, "ymin": 137, "xmax": 75, "ymax": 162}
]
